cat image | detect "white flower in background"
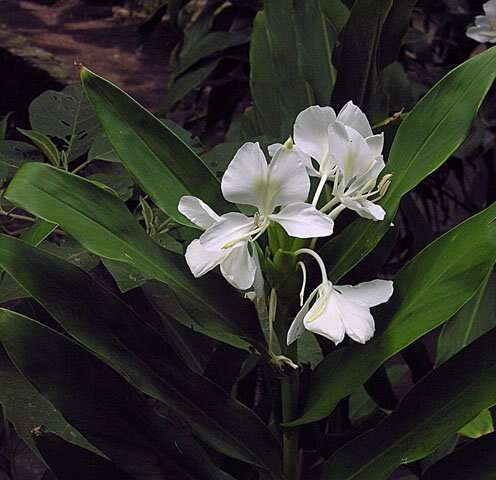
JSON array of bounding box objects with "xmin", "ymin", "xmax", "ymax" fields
[
  {"xmin": 326, "ymin": 121, "xmax": 389, "ymax": 221},
  {"xmin": 287, "ymin": 249, "xmax": 393, "ymax": 345},
  {"xmin": 466, "ymin": 0, "xmax": 496, "ymax": 43},
  {"xmin": 179, "ymin": 142, "xmax": 334, "ymax": 290}
]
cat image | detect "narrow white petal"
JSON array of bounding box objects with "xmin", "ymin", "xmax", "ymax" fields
[
  {"xmin": 221, "ymin": 142, "xmax": 268, "ymax": 209},
  {"xmin": 287, "ymin": 287, "xmax": 320, "ymax": 345},
  {"xmin": 336, "ymin": 294, "xmax": 375, "ymax": 344},
  {"xmin": 220, "ymin": 244, "xmax": 257, "ymax": 290},
  {"xmin": 303, "ymin": 287, "xmax": 346, "ymax": 345},
  {"xmin": 265, "ymin": 147, "xmax": 311, "ymax": 211},
  {"xmin": 268, "ymin": 143, "xmax": 283, "ymax": 157},
  {"xmin": 185, "ymin": 240, "xmax": 226, "ymax": 278},
  {"xmin": 335, "ymin": 279, "xmax": 394, "ymax": 308},
  {"xmin": 337, "ymin": 101, "xmax": 373, "ymax": 138},
  {"xmin": 270, "ymin": 202, "xmax": 334, "ymax": 238},
  {"xmin": 365, "ymin": 134, "xmax": 384, "ymax": 158},
  {"xmin": 178, "ymin": 196, "xmax": 220, "ymax": 230},
  {"xmin": 199, "ymin": 212, "xmax": 253, "ymax": 250},
  {"xmin": 329, "ymin": 122, "xmax": 375, "ymax": 183},
  {"xmin": 294, "ymin": 106, "xmax": 336, "ymax": 164},
  {"xmin": 342, "ymin": 197, "xmax": 386, "ymax": 221},
  {"xmin": 484, "ymin": 0, "xmax": 496, "ymax": 17}
]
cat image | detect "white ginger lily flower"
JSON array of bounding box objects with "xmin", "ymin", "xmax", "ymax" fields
[
  {"xmin": 290, "ymin": 101, "xmax": 384, "ymax": 179},
  {"xmin": 179, "ymin": 196, "xmax": 258, "ymax": 290},
  {"xmin": 467, "ymin": 0, "xmax": 496, "ymax": 43},
  {"xmin": 287, "ymin": 249, "xmax": 393, "ymax": 345},
  {"xmin": 179, "ymin": 142, "xmax": 334, "ymax": 290},
  {"xmin": 326, "ymin": 121, "xmax": 389, "ymax": 221}
]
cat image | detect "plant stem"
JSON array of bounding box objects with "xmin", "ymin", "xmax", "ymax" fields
[{"xmin": 281, "ymin": 341, "xmax": 299, "ymax": 480}]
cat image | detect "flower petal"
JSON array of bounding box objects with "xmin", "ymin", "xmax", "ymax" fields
[
  {"xmin": 484, "ymin": 0, "xmax": 496, "ymax": 17},
  {"xmin": 185, "ymin": 239, "xmax": 226, "ymax": 278},
  {"xmin": 335, "ymin": 279, "xmax": 394, "ymax": 308},
  {"xmin": 287, "ymin": 286, "xmax": 319, "ymax": 345},
  {"xmin": 303, "ymin": 287, "xmax": 346, "ymax": 345},
  {"xmin": 221, "ymin": 142, "xmax": 268, "ymax": 208},
  {"xmin": 199, "ymin": 212, "xmax": 253, "ymax": 250},
  {"xmin": 265, "ymin": 147, "xmax": 311, "ymax": 211},
  {"xmin": 220, "ymin": 244, "xmax": 257, "ymax": 290},
  {"xmin": 336, "ymin": 294, "xmax": 375, "ymax": 344},
  {"xmin": 294, "ymin": 106, "xmax": 336, "ymax": 164},
  {"xmin": 329, "ymin": 122, "xmax": 375, "ymax": 183},
  {"xmin": 270, "ymin": 202, "xmax": 334, "ymax": 238},
  {"xmin": 268, "ymin": 143, "xmax": 283, "ymax": 157},
  {"xmin": 341, "ymin": 197, "xmax": 386, "ymax": 221},
  {"xmin": 178, "ymin": 196, "xmax": 220, "ymax": 230},
  {"xmin": 366, "ymin": 134, "xmax": 384, "ymax": 158},
  {"xmin": 337, "ymin": 101, "xmax": 373, "ymax": 138}
]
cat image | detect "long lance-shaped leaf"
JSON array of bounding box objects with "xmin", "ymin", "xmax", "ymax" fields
[
  {"xmin": 422, "ymin": 432, "xmax": 496, "ymax": 480},
  {"xmin": 289, "ymin": 201, "xmax": 496, "ymax": 426},
  {"xmin": 321, "ymin": 46, "xmax": 496, "ymax": 283},
  {"xmin": 34, "ymin": 431, "xmax": 136, "ymax": 480},
  {"xmin": 0, "ymin": 234, "xmax": 282, "ymax": 475},
  {"xmin": 0, "ymin": 309, "xmax": 232, "ymax": 480},
  {"xmin": 80, "ymin": 67, "xmax": 231, "ymax": 225},
  {"xmin": 331, "ymin": 0, "xmax": 392, "ymax": 122},
  {"xmin": 319, "ymin": 327, "xmax": 496, "ymax": 480},
  {"xmin": 4, "ymin": 163, "xmax": 264, "ymax": 351}
]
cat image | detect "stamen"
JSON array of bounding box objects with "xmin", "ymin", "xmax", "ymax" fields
[
  {"xmin": 294, "ymin": 248, "xmax": 329, "ymax": 284},
  {"xmin": 222, "ymin": 222, "xmax": 267, "ymax": 249},
  {"xmin": 297, "ymin": 261, "xmax": 307, "ymax": 306},
  {"xmin": 312, "ymin": 173, "xmax": 329, "ymax": 207}
]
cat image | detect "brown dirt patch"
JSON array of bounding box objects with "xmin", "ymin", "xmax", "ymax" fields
[{"xmin": 0, "ymin": 0, "xmax": 176, "ymax": 111}]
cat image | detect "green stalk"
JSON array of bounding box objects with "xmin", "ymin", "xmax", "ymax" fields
[{"xmin": 281, "ymin": 361, "xmax": 299, "ymax": 479}]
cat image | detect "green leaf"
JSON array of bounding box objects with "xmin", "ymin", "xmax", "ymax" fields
[
  {"xmin": 0, "ymin": 309, "xmax": 237, "ymax": 480},
  {"xmin": 34, "ymin": 431, "xmax": 135, "ymax": 480},
  {"xmin": 80, "ymin": 67, "xmax": 230, "ymax": 224},
  {"xmin": 422, "ymin": 432, "xmax": 496, "ymax": 480},
  {"xmin": 291, "ymin": 201, "xmax": 496, "ymax": 426},
  {"xmin": 320, "ymin": 327, "xmax": 496, "ymax": 480},
  {"xmin": 29, "ymin": 85, "xmax": 99, "ymax": 163},
  {"xmin": 165, "ymin": 59, "xmax": 221, "ymax": 111},
  {"xmin": 378, "ymin": 0, "xmax": 417, "ymax": 69},
  {"xmin": 331, "ymin": 0, "xmax": 392, "ymax": 122},
  {"xmin": 87, "ymin": 163, "xmax": 135, "ymax": 201},
  {"xmin": 458, "ymin": 409, "xmax": 494, "ymax": 439},
  {"xmin": 250, "ymin": 2, "xmax": 311, "ymax": 138},
  {"xmin": 0, "ymin": 347, "xmax": 92, "ymax": 455},
  {"xmin": 0, "ymin": 234, "xmax": 281, "ymax": 473},
  {"xmin": 87, "ymin": 132, "xmax": 120, "ymax": 163},
  {"xmin": 0, "ymin": 141, "xmax": 43, "ymax": 176},
  {"xmin": 321, "ymin": 46, "xmax": 496, "ymax": 283},
  {"xmin": 5, "ymin": 162, "xmax": 264, "ymax": 350},
  {"xmin": 294, "ymin": 0, "xmax": 336, "ymax": 105},
  {"xmin": 0, "ymin": 112, "xmax": 12, "ymax": 140},
  {"xmin": 437, "ymin": 270, "xmax": 496, "ymax": 438},
  {"xmin": 17, "ymin": 128, "xmax": 60, "ymax": 166},
  {"xmin": 177, "ymin": 31, "xmax": 249, "ymax": 75},
  {"xmin": 319, "ymin": 0, "xmax": 350, "ymax": 46}
]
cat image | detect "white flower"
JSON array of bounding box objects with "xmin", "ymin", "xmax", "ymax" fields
[
  {"xmin": 328, "ymin": 121, "xmax": 388, "ymax": 221},
  {"xmin": 287, "ymin": 278, "xmax": 394, "ymax": 346},
  {"xmin": 467, "ymin": 0, "xmax": 496, "ymax": 43},
  {"xmin": 179, "ymin": 196, "xmax": 258, "ymax": 290},
  {"xmin": 179, "ymin": 142, "xmax": 334, "ymax": 290},
  {"xmin": 291, "ymin": 101, "xmax": 384, "ymax": 179}
]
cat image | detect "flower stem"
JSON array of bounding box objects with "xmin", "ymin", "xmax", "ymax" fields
[{"xmin": 281, "ymin": 341, "xmax": 299, "ymax": 480}]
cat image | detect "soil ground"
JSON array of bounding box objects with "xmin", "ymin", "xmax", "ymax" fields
[{"xmin": 0, "ymin": 0, "xmax": 175, "ymax": 111}]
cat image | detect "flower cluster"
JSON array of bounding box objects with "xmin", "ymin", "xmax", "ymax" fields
[
  {"xmin": 179, "ymin": 102, "xmax": 393, "ymax": 347},
  {"xmin": 467, "ymin": 0, "xmax": 496, "ymax": 44}
]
